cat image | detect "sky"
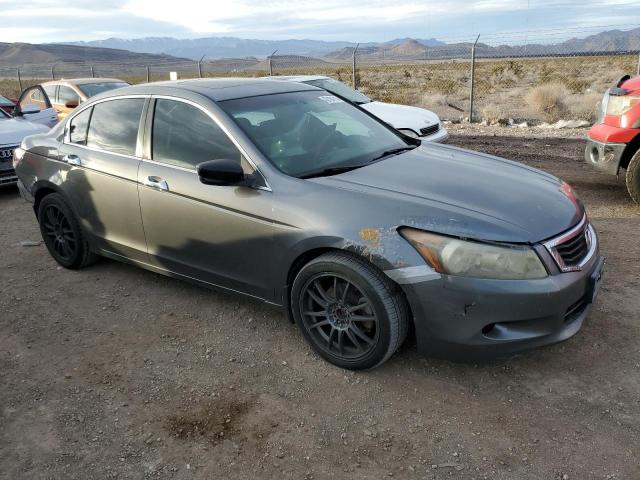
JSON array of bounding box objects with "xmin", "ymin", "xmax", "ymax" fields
[{"xmin": 1, "ymin": 0, "xmax": 639, "ymax": 45}]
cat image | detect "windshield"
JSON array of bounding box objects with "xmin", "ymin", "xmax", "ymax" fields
[
  {"xmin": 304, "ymin": 78, "xmax": 371, "ymax": 104},
  {"xmin": 219, "ymin": 90, "xmax": 408, "ymax": 178},
  {"xmin": 77, "ymin": 82, "xmax": 130, "ymax": 98}
]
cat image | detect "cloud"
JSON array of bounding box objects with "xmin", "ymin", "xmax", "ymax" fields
[{"xmin": 2, "ymin": 0, "xmax": 639, "ymax": 44}]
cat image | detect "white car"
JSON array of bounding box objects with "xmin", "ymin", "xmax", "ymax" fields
[
  {"xmin": 0, "ymin": 107, "xmax": 50, "ymax": 186},
  {"xmin": 271, "ymin": 75, "xmax": 448, "ymax": 143}
]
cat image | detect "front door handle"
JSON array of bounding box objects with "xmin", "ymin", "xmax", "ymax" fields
[
  {"xmin": 142, "ymin": 176, "xmax": 169, "ymax": 192},
  {"xmin": 62, "ymin": 154, "xmax": 81, "ymax": 166}
]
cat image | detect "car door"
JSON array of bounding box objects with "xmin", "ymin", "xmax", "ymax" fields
[
  {"xmin": 56, "ymin": 85, "xmax": 82, "ymax": 120},
  {"xmin": 137, "ymin": 97, "xmax": 276, "ymax": 300},
  {"xmin": 14, "ymin": 85, "xmax": 58, "ymax": 127},
  {"xmin": 58, "ymin": 97, "xmax": 148, "ymax": 262}
]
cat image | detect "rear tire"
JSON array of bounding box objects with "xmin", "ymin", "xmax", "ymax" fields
[
  {"xmin": 37, "ymin": 193, "xmax": 97, "ymax": 269},
  {"xmin": 625, "ymin": 149, "xmax": 640, "ymax": 204},
  {"xmin": 291, "ymin": 251, "xmax": 409, "ymax": 370}
]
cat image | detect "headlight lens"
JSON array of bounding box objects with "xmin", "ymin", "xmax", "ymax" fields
[
  {"xmin": 398, "ymin": 128, "xmax": 419, "ymax": 138},
  {"xmin": 605, "ymin": 95, "xmax": 640, "ymax": 117},
  {"xmin": 401, "ymin": 228, "xmax": 547, "ymax": 280}
]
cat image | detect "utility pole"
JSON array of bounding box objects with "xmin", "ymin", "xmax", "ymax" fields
[
  {"xmin": 16, "ymin": 68, "xmax": 23, "ymax": 91},
  {"xmin": 637, "ymin": 50, "xmax": 640, "ymax": 76},
  {"xmin": 352, "ymin": 43, "xmax": 359, "ymax": 89},
  {"xmin": 468, "ymin": 34, "xmax": 480, "ymax": 123},
  {"xmin": 268, "ymin": 50, "xmax": 278, "ymax": 76},
  {"xmin": 146, "ymin": 65, "xmax": 150, "ymax": 83},
  {"xmin": 90, "ymin": 65, "xmax": 95, "ymax": 78},
  {"xmin": 51, "ymin": 64, "xmax": 55, "ymax": 80}
]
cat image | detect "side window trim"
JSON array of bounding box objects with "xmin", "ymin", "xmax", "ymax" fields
[{"xmin": 62, "ymin": 95, "xmax": 150, "ymax": 160}]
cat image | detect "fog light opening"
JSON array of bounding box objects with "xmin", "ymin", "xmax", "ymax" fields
[{"xmin": 481, "ymin": 323, "xmax": 496, "ymax": 336}]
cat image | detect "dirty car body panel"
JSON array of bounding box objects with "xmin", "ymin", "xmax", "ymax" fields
[{"xmin": 15, "ymin": 79, "xmax": 603, "ymax": 361}]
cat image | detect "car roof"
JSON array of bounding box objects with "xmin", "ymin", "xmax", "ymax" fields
[
  {"xmin": 267, "ymin": 75, "xmax": 330, "ymax": 82},
  {"xmin": 106, "ymin": 78, "xmax": 321, "ymax": 102},
  {"xmin": 42, "ymin": 78, "xmax": 127, "ymax": 86}
]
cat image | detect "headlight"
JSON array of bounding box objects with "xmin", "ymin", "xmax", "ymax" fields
[
  {"xmin": 401, "ymin": 228, "xmax": 547, "ymax": 280},
  {"xmin": 605, "ymin": 94, "xmax": 640, "ymax": 117},
  {"xmin": 12, "ymin": 147, "xmax": 25, "ymax": 168},
  {"xmin": 398, "ymin": 128, "xmax": 419, "ymax": 138}
]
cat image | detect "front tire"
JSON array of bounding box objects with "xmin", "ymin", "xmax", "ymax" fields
[
  {"xmin": 625, "ymin": 149, "xmax": 640, "ymax": 204},
  {"xmin": 291, "ymin": 251, "xmax": 409, "ymax": 370},
  {"xmin": 37, "ymin": 193, "xmax": 97, "ymax": 269}
]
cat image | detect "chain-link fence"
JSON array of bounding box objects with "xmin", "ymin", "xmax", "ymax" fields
[{"xmin": 2, "ymin": 29, "xmax": 639, "ymax": 124}]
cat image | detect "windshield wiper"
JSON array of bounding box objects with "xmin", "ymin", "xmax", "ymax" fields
[
  {"xmin": 368, "ymin": 145, "xmax": 417, "ymax": 163},
  {"xmin": 299, "ymin": 164, "xmax": 367, "ymax": 179}
]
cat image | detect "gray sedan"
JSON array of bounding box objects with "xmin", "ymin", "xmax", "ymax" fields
[{"xmin": 14, "ymin": 79, "xmax": 604, "ymax": 369}]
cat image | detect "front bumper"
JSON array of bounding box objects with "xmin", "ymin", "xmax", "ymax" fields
[
  {"xmin": 400, "ymin": 247, "xmax": 604, "ymax": 361},
  {"xmin": 584, "ymin": 138, "xmax": 626, "ymax": 175}
]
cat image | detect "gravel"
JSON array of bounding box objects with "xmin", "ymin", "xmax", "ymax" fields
[{"xmin": 1, "ymin": 127, "xmax": 639, "ymax": 479}]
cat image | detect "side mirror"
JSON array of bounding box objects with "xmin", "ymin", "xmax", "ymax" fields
[
  {"xmin": 65, "ymin": 100, "xmax": 79, "ymax": 108},
  {"xmin": 197, "ymin": 159, "xmax": 247, "ymax": 186},
  {"xmin": 21, "ymin": 103, "xmax": 40, "ymax": 115}
]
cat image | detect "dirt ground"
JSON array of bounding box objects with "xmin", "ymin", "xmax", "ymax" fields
[{"xmin": 1, "ymin": 128, "xmax": 639, "ymax": 480}]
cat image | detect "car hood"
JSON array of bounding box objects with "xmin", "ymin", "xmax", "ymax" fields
[
  {"xmin": 0, "ymin": 118, "xmax": 50, "ymax": 146},
  {"xmin": 361, "ymin": 101, "xmax": 440, "ymax": 131},
  {"xmin": 314, "ymin": 144, "xmax": 583, "ymax": 244}
]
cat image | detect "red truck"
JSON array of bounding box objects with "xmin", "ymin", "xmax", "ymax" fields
[{"xmin": 585, "ymin": 75, "xmax": 640, "ymax": 202}]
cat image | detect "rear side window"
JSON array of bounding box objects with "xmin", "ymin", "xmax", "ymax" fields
[
  {"xmin": 58, "ymin": 86, "xmax": 80, "ymax": 105},
  {"xmin": 86, "ymin": 99, "xmax": 144, "ymax": 156},
  {"xmin": 152, "ymin": 99, "xmax": 241, "ymax": 170},
  {"xmin": 69, "ymin": 107, "xmax": 92, "ymax": 145}
]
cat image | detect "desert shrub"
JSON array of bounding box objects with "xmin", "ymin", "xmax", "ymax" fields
[
  {"xmin": 566, "ymin": 92, "xmax": 601, "ymax": 122},
  {"xmin": 428, "ymin": 78, "xmax": 459, "ymax": 95},
  {"xmin": 525, "ymin": 83, "xmax": 569, "ymax": 122},
  {"xmin": 506, "ymin": 60, "xmax": 524, "ymax": 77},
  {"xmin": 480, "ymin": 104, "xmax": 505, "ymax": 124},
  {"xmin": 563, "ymin": 77, "xmax": 590, "ymax": 94}
]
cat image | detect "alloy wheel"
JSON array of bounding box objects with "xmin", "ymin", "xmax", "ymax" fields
[{"xmin": 299, "ymin": 273, "xmax": 379, "ymax": 359}]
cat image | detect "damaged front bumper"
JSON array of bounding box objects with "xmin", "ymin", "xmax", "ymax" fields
[
  {"xmin": 584, "ymin": 138, "xmax": 626, "ymax": 176},
  {"xmin": 396, "ymin": 249, "xmax": 604, "ymax": 361}
]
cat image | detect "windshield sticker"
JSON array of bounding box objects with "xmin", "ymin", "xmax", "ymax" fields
[{"xmin": 318, "ymin": 95, "xmax": 344, "ymax": 104}]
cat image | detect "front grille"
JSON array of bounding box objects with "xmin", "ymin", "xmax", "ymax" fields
[
  {"xmin": 544, "ymin": 215, "xmax": 594, "ymax": 272},
  {"xmin": 419, "ymin": 124, "xmax": 440, "ymax": 136},
  {"xmin": 556, "ymin": 227, "xmax": 590, "ymax": 267},
  {"xmin": 0, "ymin": 145, "xmax": 17, "ymax": 185}
]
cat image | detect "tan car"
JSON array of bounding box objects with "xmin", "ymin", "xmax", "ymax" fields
[{"xmin": 30, "ymin": 78, "xmax": 129, "ymax": 121}]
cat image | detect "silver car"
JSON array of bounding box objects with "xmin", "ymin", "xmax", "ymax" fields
[{"xmin": 14, "ymin": 79, "xmax": 604, "ymax": 369}]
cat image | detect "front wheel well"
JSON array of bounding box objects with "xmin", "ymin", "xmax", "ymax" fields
[
  {"xmin": 620, "ymin": 134, "xmax": 640, "ymax": 170},
  {"xmin": 33, "ymin": 187, "xmax": 57, "ymax": 216},
  {"xmin": 284, "ymin": 248, "xmax": 414, "ymax": 335}
]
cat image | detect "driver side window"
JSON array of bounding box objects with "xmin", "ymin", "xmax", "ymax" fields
[{"xmin": 152, "ymin": 99, "xmax": 245, "ymax": 171}]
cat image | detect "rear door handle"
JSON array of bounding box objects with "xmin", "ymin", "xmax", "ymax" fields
[
  {"xmin": 62, "ymin": 154, "xmax": 81, "ymax": 166},
  {"xmin": 142, "ymin": 176, "xmax": 169, "ymax": 192}
]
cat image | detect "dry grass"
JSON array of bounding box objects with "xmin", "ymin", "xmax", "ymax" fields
[{"xmin": 525, "ymin": 83, "xmax": 569, "ymax": 122}]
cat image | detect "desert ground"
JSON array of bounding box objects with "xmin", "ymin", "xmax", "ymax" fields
[{"xmin": 1, "ymin": 126, "xmax": 639, "ymax": 479}]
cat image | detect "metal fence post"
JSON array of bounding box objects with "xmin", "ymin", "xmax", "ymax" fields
[
  {"xmin": 198, "ymin": 55, "xmax": 205, "ymax": 78},
  {"xmin": 17, "ymin": 68, "xmax": 23, "ymax": 91},
  {"xmin": 51, "ymin": 65, "xmax": 55, "ymax": 80},
  {"xmin": 146, "ymin": 66, "xmax": 150, "ymax": 83},
  {"xmin": 637, "ymin": 51, "xmax": 640, "ymax": 76},
  {"xmin": 268, "ymin": 50, "xmax": 278, "ymax": 76},
  {"xmin": 468, "ymin": 34, "xmax": 480, "ymax": 123},
  {"xmin": 352, "ymin": 43, "xmax": 359, "ymax": 89},
  {"xmin": 90, "ymin": 65, "xmax": 95, "ymax": 78}
]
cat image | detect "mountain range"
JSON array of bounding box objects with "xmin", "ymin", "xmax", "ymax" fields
[
  {"xmin": 0, "ymin": 42, "xmax": 187, "ymax": 67},
  {"xmin": 65, "ymin": 36, "xmax": 445, "ymax": 60}
]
